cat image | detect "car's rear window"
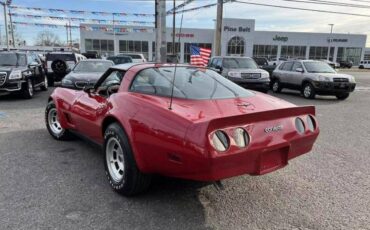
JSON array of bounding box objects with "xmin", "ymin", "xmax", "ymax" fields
[
  {"xmin": 130, "ymin": 67, "xmax": 254, "ymax": 100},
  {"xmin": 107, "ymin": 56, "xmax": 132, "ymax": 64},
  {"xmin": 126, "ymin": 54, "xmax": 142, "ymax": 59},
  {"xmin": 46, "ymin": 53, "xmax": 75, "ymax": 62}
]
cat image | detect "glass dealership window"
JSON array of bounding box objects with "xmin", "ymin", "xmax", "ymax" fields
[
  {"xmin": 281, "ymin": 46, "xmax": 306, "ymax": 59},
  {"xmin": 119, "ymin": 40, "xmax": 149, "ymax": 59},
  {"xmin": 227, "ymin": 36, "xmax": 245, "ymax": 56},
  {"xmin": 309, "ymin": 46, "xmax": 334, "ymax": 60},
  {"xmin": 184, "ymin": 43, "xmax": 212, "ymax": 63},
  {"xmin": 167, "ymin": 42, "xmax": 181, "ymax": 55},
  {"xmin": 337, "ymin": 47, "xmax": 362, "ymax": 65},
  {"xmin": 85, "ymin": 39, "xmax": 114, "ymax": 56},
  {"xmin": 253, "ymin": 45, "xmax": 278, "ymax": 59}
]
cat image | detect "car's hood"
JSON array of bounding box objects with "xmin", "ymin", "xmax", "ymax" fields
[
  {"xmin": 228, "ymin": 68, "xmax": 268, "ymax": 74},
  {"xmin": 318, "ymin": 73, "xmax": 352, "ymax": 79},
  {"xmin": 64, "ymin": 72, "xmax": 103, "ymax": 82},
  {"xmin": 0, "ymin": 66, "xmax": 27, "ymax": 72},
  {"xmin": 133, "ymin": 92, "xmax": 296, "ymax": 123}
]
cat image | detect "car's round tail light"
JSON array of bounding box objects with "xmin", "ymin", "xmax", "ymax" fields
[
  {"xmin": 234, "ymin": 128, "xmax": 250, "ymax": 148},
  {"xmin": 307, "ymin": 115, "xmax": 316, "ymax": 132},
  {"xmin": 295, "ymin": 117, "xmax": 305, "ymax": 134},
  {"xmin": 211, "ymin": 130, "xmax": 229, "ymax": 152}
]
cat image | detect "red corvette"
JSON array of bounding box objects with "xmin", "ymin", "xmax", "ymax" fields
[{"xmin": 46, "ymin": 63, "xmax": 319, "ymax": 195}]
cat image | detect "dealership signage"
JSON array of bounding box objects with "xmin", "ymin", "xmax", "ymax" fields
[
  {"xmin": 223, "ymin": 26, "xmax": 251, "ymax": 33},
  {"xmin": 171, "ymin": 33, "xmax": 195, "ymax": 38},
  {"xmin": 273, "ymin": 35, "xmax": 288, "ymax": 42},
  {"xmin": 328, "ymin": 38, "xmax": 348, "ymax": 42}
]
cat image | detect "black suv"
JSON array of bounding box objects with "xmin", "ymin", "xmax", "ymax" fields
[
  {"xmin": 0, "ymin": 51, "xmax": 48, "ymax": 99},
  {"xmin": 45, "ymin": 52, "xmax": 85, "ymax": 86}
]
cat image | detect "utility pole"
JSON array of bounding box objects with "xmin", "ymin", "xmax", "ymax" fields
[
  {"xmin": 327, "ymin": 24, "xmax": 334, "ymax": 61},
  {"xmin": 113, "ymin": 13, "xmax": 116, "ymax": 55},
  {"xmin": 155, "ymin": 0, "xmax": 166, "ymax": 63},
  {"xmin": 8, "ymin": 7, "xmax": 15, "ymax": 47},
  {"xmin": 1, "ymin": 1, "xmax": 10, "ymax": 51},
  {"xmin": 65, "ymin": 23, "xmax": 69, "ymax": 47},
  {"xmin": 214, "ymin": 0, "xmax": 223, "ymax": 56},
  {"xmin": 172, "ymin": 0, "xmax": 176, "ymax": 56},
  {"xmin": 69, "ymin": 20, "xmax": 72, "ymax": 48}
]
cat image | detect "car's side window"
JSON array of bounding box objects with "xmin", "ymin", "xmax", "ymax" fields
[
  {"xmin": 292, "ymin": 62, "xmax": 303, "ymax": 72},
  {"xmin": 278, "ymin": 63, "xmax": 285, "ymax": 70},
  {"xmin": 27, "ymin": 54, "xmax": 34, "ymax": 65},
  {"xmin": 282, "ymin": 62, "xmax": 294, "ymax": 71},
  {"xmin": 100, "ymin": 70, "xmax": 124, "ymax": 87}
]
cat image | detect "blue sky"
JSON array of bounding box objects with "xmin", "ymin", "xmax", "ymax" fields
[{"xmin": 4, "ymin": 0, "xmax": 370, "ymax": 46}]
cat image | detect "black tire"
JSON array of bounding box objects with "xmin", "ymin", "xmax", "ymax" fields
[
  {"xmin": 40, "ymin": 74, "xmax": 48, "ymax": 91},
  {"xmin": 45, "ymin": 101, "xmax": 73, "ymax": 140},
  {"xmin": 51, "ymin": 60, "xmax": 67, "ymax": 75},
  {"xmin": 271, "ymin": 79, "xmax": 282, "ymax": 93},
  {"xmin": 359, "ymin": 65, "xmax": 364, "ymax": 69},
  {"xmin": 302, "ymin": 83, "xmax": 316, "ymax": 99},
  {"xmin": 336, "ymin": 93, "xmax": 350, "ymax": 100},
  {"xmin": 104, "ymin": 123, "xmax": 151, "ymax": 196},
  {"xmin": 22, "ymin": 78, "xmax": 34, "ymax": 99}
]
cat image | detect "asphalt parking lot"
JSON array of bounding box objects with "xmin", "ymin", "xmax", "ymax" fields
[{"xmin": 1, "ymin": 71, "xmax": 370, "ymax": 230}]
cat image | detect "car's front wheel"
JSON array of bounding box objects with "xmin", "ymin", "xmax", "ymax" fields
[
  {"xmin": 40, "ymin": 75, "xmax": 48, "ymax": 91},
  {"xmin": 271, "ymin": 79, "xmax": 282, "ymax": 93},
  {"xmin": 104, "ymin": 123, "xmax": 151, "ymax": 196},
  {"xmin": 336, "ymin": 93, "xmax": 350, "ymax": 100},
  {"xmin": 45, "ymin": 101, "xmax": 73, "ymax": 140},
  {"xmin": 22, "ymin": 78, "xmax": 34, "ymax": 99},
  {"xmin": 302, "ymin": 83, "xmax": 316, "ymax": 99}
]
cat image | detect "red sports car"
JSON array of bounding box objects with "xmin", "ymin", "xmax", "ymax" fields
[{"xmin": 46, "ymin": 63, "xmax": 319, "ymax": 195}]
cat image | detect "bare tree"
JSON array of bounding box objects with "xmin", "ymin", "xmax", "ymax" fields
[{"xmin": 34, "ymin": 31, "xmax": 62, "ymax": 46}]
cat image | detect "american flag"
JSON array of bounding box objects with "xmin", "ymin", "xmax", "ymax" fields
[{"xmin": 190, "ymin": 45, "xmax": 212, "ymax": 67}]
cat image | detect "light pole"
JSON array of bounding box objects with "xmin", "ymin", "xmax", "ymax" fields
[
  {"xmin": 327, "ymin": 23, "xmax": 334, "ymax": 61},
  {"xmin": 0, "ymin": 0, "xmax": 11, "ymax": 51}
]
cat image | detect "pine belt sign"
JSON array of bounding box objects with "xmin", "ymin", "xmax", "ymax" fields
[{"xmin": 223, "ymin": 26, "xmax": 251, "ymax": 33}]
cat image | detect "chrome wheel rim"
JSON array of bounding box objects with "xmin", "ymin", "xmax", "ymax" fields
[
  {"xmin": 272, "ymin": 82, "xmax": 279, "ymax": 92},
  {"xmin": 48, "ymin": 108, "xmax": 63, "ymax": 135},
  {"xmin": 106, "ymin": 137, "xmax": 125, "ymax": 183},
  {"xmin": 304, "ymin": 85, "xmax": 311, "ymax": 98},
  {"xmin": 28, "ymin": 80, "xmax": 33, "ymax": 96},
  {"xmin": 44, "ymin": 76, "xmax": 48, "ymax": 88}
]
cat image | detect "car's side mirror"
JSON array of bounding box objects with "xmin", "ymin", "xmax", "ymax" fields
[
  {"xmin": 215, "ymin": 65, "xmax": 223, "ymax": 73},
  {"xmin": 83, "ymin": 85, "xmax": 95, "ymax": 95},
  {"xmin": 296, "ymin": 67, "xmax": 304, "ymax": 73}
]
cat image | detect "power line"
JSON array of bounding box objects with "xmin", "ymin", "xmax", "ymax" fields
[
  {"xmin": 276, "ymin": 0, "xmax": 370, "ymax": 9},
  {"xmin": 234, "ymin": 1, "xmax": 370, "ymax": 18},
  {"xmin": 166, "ymin": 0, "xmax": 194, "ymax": 14}
]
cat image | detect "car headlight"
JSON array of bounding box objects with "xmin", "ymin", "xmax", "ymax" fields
[
  {"xmin": 211, "ymin": 130, "xmax": 229, "ymax": 152},
  {"xmin": 349, "ymin": 76, "xmax": 356, "ymax": 83},
  {"xmin": 261, "ymin": 72, "xmax": 270, "ymax": 79},
  {"xmin": 9, "ymin": 70, "xmax": 22, "ymax": 80},
  {"xmin": 62, "ymin": 79, "xmax": 73, "ymax": 85},
  {"xmin": 318, "ymin": 75, "xmax": 331, "ymax": 82},
  {"xmin": 234, "ymin": 128, "xmax": 250, "ymax": 148},
  {"xmin": 228, "ymin": 71, "xmax": 241, "ymax": 78}
]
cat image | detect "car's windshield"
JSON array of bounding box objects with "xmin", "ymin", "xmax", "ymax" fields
[
  {"xmin": 0, "ymin": 53, "xmax": 27, "ymax": 66},
  {"xmin": 130, "ymin": 67, "xmax": 254, "ymax": 100},
  {"xmin": 223, "ymin": 58, "xmax": 258, "ymax": 69},
  {"xmin": 107, "ymin": 56, "xmax": 132, "ymax": 64},
  {"xmin": 303, "ymin": 62, "xmax": 336, "ymax": 73},
  {"xmin": 73, "ymin": 61, "xmax": 113, "ymax": 73}
]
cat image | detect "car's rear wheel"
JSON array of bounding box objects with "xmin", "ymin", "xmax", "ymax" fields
[
  {"xmin": 302, "ymin": 83, "xmax": 316, "ymax": 99},
  {"xmin": 40, "ymin": 75, "xmax": 48, "ymax": 91},
  {"xmin": 336, "ymin": 93, "xmax": 350, "ymax": 100},
  {"xmin": 22, "ymin": 78, "xmax": 34, "ymax": 99},
  {"xmin": 104, "ymin": 123, "xmax": 151, "ymax": 196},
  {"xmin": 45, "ymin": 101, "xmax": 73, "ymax": 140},
  {"xmin": 271, "ymin": 79, "xmax": 282, "ymax": 93}
]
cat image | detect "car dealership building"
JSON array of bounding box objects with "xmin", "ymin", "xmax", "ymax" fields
[{"xmin": 80, "ymin": 18, "xmax": 367, "ymax": 65}]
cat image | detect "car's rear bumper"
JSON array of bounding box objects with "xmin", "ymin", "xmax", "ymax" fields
[
  {"xmin": 164, "ymin": 132, "xmax": 318, "ymax": 181},
  {"xmin": 312, "ymin": 81, "xmax": 356, "ymax": 94}
]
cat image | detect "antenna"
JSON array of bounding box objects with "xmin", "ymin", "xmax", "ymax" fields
[{"xmin": 168, "ymin": 0, "xmax": 185, "ymax": 110}]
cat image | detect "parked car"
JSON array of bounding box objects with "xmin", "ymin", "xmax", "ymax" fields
[
  {"xmin": 107, "ymin": 55, "xmax": 133, "ymax": 65},
  {"xmin": 61, "ymin": 59, "xmax": 114, "ymax": 90},
  {"xmin": 82, "ymin": 51, "xmax": 101, "ymax": 59},
  {"xmin": 0, "ymin": 51, "xmax": 48, "ymax": 99},
  {"xmin": 45, "ymin": 52, "xmax": 86, "ymax": 86},
  {"xmin": 118, "ymin": 53, "xmax": 146, "ymax": 63},
  {"xmin": 272, "ymin": 60, "xmax": 356, "ymax": 100},
  {"xmin": 339, "ymin": 60, "xmax": 353, "ymax": 68},
  {"xmin": 208, "ymin": 56, "xmax": 270, "ymax": 93},
  {"xmin": 319, "ymin": 59, "xmax": 339, "ymax": 69},
  {"xmin": 268, "ymin": 57, "xmax": 287, "ymax": 66},
  {"xmin": 46, "ymin": 63, "xmax": 319, "ymax": 195},
  {"xmin": 253, "ymin": 57, "xmax": 276, "ymax": 76},
  {"xmin": 359, "ymin": 60, "xmax": 370, "ymax": 69}
]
